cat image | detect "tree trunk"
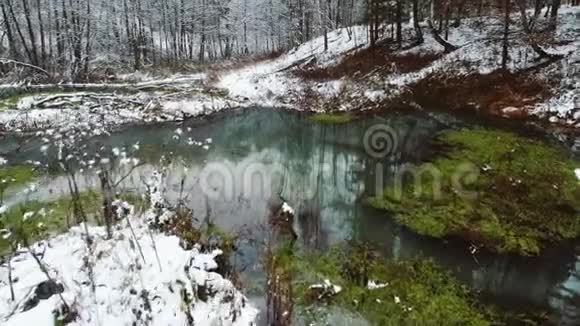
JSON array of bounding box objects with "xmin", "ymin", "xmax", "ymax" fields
[
  {"xmin": 83, "ymin": 0, "xmax": 91, "ymax": 78},
  {"xmin": 199, "ymin": 0, "xmax": 206, "ymax": 62},
  {"xmin": 396, "ymin": 0, "xmax": 402, "ymax": 48},
  {"xmin": 413, "ymin": 0, "xmax": 424, "ymax": 44},
  {"xmin": 515, "ymin": 0, "xmax": 564, "ymax": 60},
  {"xmin": 534, "ymin": 0, "xmax": 543, "ymax": 17},
  {"xmin": 453, "ymin": 0, "xmax": 466, "ymax": 27},
  {"xmin": 21, "ymin": 0, "xmax": 39, "ymax": 66},
  {"xmin": 35, "ymin": 0, "xmax": 46, "ymax": 67},
  {"xmin": 443, "ymin": 3, "xmax": 450, "ymax": 40},
  {"xmin": 0, "ymin": 1, "xmax": 19, "ymax": 60},
  {"xmin": 53, "ymin": 0, "xmax": 62, "ymax": 64},
  {"xmin": 6, "ymin": 0, "xmax": 34, "ymax": 64},
  {"xmin": 549, "ymin": 0, "xmax": 560, "ymax": 29},
  {"xmin": 501, "ymin": 0, "xmax": 510, "ymax": 70},
  {"xmin": 427, "ymin": 19, "xmax": 458, "ymax": 52}
]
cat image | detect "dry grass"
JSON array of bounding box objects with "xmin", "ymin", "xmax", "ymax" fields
[
  {"xmin": 293, "ymin": 46, "xmax": 441, "ymax": 81},
  {"xmin": 406, "ymin": 70, "xmax": 554, "ymax": 117}
]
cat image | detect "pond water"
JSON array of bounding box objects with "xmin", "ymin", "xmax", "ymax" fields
[{"xmin": 2, "ymin": 107, "xmax": 580, "ymax": 324}]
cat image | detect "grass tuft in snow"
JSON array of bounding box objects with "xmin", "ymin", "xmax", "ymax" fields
[
  {"xmin": 0, "ymin": 91, "xmax": 73, "ymax": 111},
  {"xmin": 369, "ymin": 128, "xmax": 580, "ymax": 256},
  {"xmin": 148, "ymin": 206, "xmax": 237, "ymax": 277},
  {"xmin": 0, "ymin": 191, "xmax": 143, "ymax": 254},
  {"xmin": 0, "ymin": 94, "xmax": 22, "ymax": 111},
  {"xmin": 148, "ymin": 205, "xmax": 202, "ymax": 249}
]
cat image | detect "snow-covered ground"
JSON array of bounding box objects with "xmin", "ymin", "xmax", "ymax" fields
[
  {"xmin": 0, "ymin": 89, "xmax": 241, "ymax": 133},
  {"xmin": 0, "ymin": 219, "xmax": 258, "ymax": 326},
  {"xmin": 381, "ymin": 6, "xmax": 580, "ymax": 124},
  {"xmin": 0, "ymin": 210, "xmax": 258, "ymax": 325},
  {"xmin": 216, "ymin": 5, "xmax": 580, "ymax": 121},
  {"xmin": 0, "ymin": 25, "xmax": 370, "ymax": 133},
  {"xmin": 217, "ymin": 25, "xmax": 369, "ymax": 106}
]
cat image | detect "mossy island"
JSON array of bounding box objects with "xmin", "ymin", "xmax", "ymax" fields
[
  {"xmin": 369, "ymin": 128, "xmax": 580, "ymax": 256},
  {"xmin": 276, "ymin": 243, "xmax": 490, "ymax": 325}
]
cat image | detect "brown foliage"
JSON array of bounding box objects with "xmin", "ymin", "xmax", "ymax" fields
[
  {"xmin": 293, "ymin": 46, "xmax": 441, "ymax": 81},
  {"xmin": 148, "ymin": 206, "xmax": 201, "ymax": 250},
  {"xmin": 407, "ymin": 70, "xmax": 553, "ymax": 117}
]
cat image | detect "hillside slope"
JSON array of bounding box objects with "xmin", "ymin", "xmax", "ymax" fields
[{"xmin": 216, "ymin": 5, "xmax": 579, "ymax": 127}]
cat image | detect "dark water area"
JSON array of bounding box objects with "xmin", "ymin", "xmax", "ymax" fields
[{"xmin": 2, "ymin": 107, "xmax": 580, "ymax": 324}]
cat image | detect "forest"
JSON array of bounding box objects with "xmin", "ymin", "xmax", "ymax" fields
[{"xmin": 0, "ymin": 0, "xmax": 574, "ymax": 79}]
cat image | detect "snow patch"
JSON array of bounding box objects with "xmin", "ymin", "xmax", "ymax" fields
[
  {"xmin": 0, "ymin": 218, "xmax": 258, "ymax": 326},
  {"xmin": 367, "ymin": 280, "xmax": 389, "ymax": 290},
  {"xmin": 281, "ymin": 202, "xmax": 295, "ymax": 215}
]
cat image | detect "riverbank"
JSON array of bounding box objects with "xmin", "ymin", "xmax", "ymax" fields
[
  {"xmin": 215, "ymin": 5, "xmax": 579, "ymax": 128},
  {"xmin": 0, "ymin": 172, "xmax": 259, "ymax": 325}
]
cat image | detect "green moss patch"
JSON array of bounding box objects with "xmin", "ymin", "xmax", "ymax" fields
[
  {"xmin": 0, "ymin": 91, "xmax": 81, "ymax": 111},
  {"xmin": 291, "ymin": 244, "xmax": 490, "ymax": 325},
  {"xmin": 0, "ymin": 165, "xmax": 36, "ymax": 191},
  {"xmin": 0, "ymin": 94, "xmax": 21, "ymax": 111},
  {"xmin": 0, "ymin": 93, "xmax": 46, "ymax": 111},
  {"xmin": 310, "ymin": 112, "xmax": 354, "ymax": 124},
  {"xmin": 0, "ymin": 191, "xmax": 143, "ymax": 254},
  {"xmin": 369, "ymin": 128, "xmax": 580, "ymax": 255}
]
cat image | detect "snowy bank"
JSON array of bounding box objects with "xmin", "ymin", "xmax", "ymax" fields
[
  {"xmin": 217, "ymin": 25, "xmax": 369, "ymax": 106},
  {"xmin": 0, "ymin": 89, "xmax": 239, "ymax": 133},
  {"xmin": 216, "ymin": 6, "xmax": 579, "ymax": 123},
  {"xmin": 0, "ymin": 217, "xmax": 258, "ymax": 325}
]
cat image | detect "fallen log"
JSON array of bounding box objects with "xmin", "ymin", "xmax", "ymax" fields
[{"xmin": 0, "ymin": 78, "xmax": 200, "ymax": 97}]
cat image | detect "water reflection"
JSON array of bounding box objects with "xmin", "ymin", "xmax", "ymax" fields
[{"xmin": 551, "ymin": 248, "xmax": 580, "ymax": 325}]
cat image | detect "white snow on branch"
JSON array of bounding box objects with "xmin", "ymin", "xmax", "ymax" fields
[{"xmin": 281, "ymin": 202, "xmax": 295, "ymax": 215}]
